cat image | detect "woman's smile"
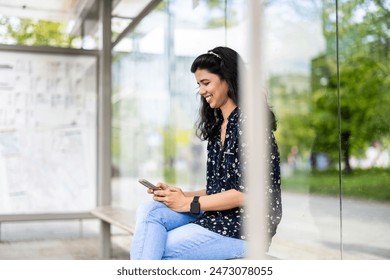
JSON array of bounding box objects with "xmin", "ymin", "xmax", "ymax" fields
[{"xmin": 204, "ymin": 94, "xmax": 212, "ymax": 103}]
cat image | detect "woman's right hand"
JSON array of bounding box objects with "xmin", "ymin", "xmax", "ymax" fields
[
  {"xmin": 153, "ymin": 183, "xmax": 192, "ymax": 212},
  {"xmin": 146, "ymin": 188, "xmax": 155, "ymax": 195}
]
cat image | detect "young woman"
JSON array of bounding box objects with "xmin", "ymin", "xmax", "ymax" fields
[{"xmin": 130, "ymin": 47, "xmax": 281, "ymax": 260}]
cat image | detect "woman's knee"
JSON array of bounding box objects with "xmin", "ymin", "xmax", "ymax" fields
[
  {"xmin": 136, "ymin": 201, "xmax": 167, "ymax": 223},
  {"xmin": 135, "ymin": 201, "xmax": 196, "ymax": 231},
  {"xmin": 136, "ymin": 200, "xmax": 161, "ymax": 217}
]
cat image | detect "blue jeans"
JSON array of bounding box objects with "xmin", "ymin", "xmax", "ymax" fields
[{"xmin": 130, "ymin": 201, "xmax": 246, "ymax": 260}]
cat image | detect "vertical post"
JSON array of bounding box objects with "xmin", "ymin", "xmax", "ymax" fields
[
  {"xmin": 243, "ymin": 0, "xmax": 267, "ymax": 259},
  {"xmin": 98, "ymin": 0, "xmax": 112, "ymax": 259},
  {"xmin": 79, "ymin": 219, "xmax": 83, "ymax": 238},
  {"xmin": 335, "ymin": 0, "xmax": 343, "ymax": 260}
]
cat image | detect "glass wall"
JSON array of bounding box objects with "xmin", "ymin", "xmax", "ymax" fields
[
  {"xmin": 263, "ymin": 0, "xmax": 390, "ymax": 259},
  {"xmin": 333, "ymin": 0, "xmax": 390, "ymax": 259},
  {"xmin": 112, "ymin": 0, "xmax": 390, "ymax": 260},
  {"xmin": 111, "ymin": 0, "xmax": 246, "ymax": 212}
]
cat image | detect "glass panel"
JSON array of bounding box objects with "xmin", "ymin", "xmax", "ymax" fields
[
  {"xmin": 338, "ymin": 0, "xmax": 390, "ymax": 259},
  {"xmin": 111, "ymin": 0, "xmax": 154, "ymax": 43},
  {"xmin": 111, "ymin": 7, "xmax": 166, "ymax": 209},
  {"xmin": 111, "ymin": 0, "xmax": 246, "ymax": 211},
  {"xmin": 263, "ymin": 0, "xmax": 341, "ymax": 259},
  {"xmin": 0, "ymin": 50, "xmax": 97, "ymax": 214},
  {"xmin": 110, "ymin": 0, "xmax": 389, "ymax": 261}
]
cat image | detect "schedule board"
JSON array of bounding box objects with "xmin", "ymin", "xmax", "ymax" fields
[{"xmin": 0, "ymin": 49, "xmax": 97, "ymax": 214}]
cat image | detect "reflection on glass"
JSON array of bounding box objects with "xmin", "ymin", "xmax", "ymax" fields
[
  {"xmin": 267, "ymin": 0, "xmax": 390, "ymax": 259},
  {"xmin": 334, "ymin": 0, "xmax": 390, "ymax": 260},
  {"xmin": 264, "ymin": 0, "xmax": 341, "ymax": 259}
]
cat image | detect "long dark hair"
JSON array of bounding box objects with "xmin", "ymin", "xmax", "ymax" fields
[{"xmin": 191, "ymin": 46, "xmax": 277, "ymax": 141}]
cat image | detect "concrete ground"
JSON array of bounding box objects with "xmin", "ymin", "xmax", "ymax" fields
[
  {"xmin": 0, "ymin": 191, "xmax": 389, "ymax": 260},
  {"xmin": 269, "ymin": 192, "xmax": 390, "ymax": 260},
  {"xmin": 0, "ymin": 235, "xmax": 130, "ymax": 260},
  {"xmin": 0, "ymin": 218, "xmax": 131, "ymax": 260}
]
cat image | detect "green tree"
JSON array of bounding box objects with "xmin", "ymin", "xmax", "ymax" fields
[
  {"xmin": 270, "ymin": 74, "xmax": 315, "ymax": 162},
  {"xmin": 311, "ymin": 0, "xmax": 390, "ymax": 173},
  {"xmin": 0, "ymin": 16, "xmax": 75, "ymax": 47}
]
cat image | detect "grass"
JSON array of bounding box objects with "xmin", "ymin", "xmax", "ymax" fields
[{"xmin": 282, "ymin": 168, "xmax": 390, "ymax": 201}]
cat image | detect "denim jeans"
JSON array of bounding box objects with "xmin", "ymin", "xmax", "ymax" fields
[{"xmin": 130, "ymin": 201, "xmax": 246, "ymax": 260}]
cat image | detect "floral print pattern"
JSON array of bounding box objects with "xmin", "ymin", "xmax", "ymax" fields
[{"xmin": 193, "ymin": 107, "xmax": 282, "ymax": 243}]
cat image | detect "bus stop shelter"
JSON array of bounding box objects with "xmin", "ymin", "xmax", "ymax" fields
[{"xmin": 0, "ymin": 0, "xmax": 267, "ymax": 259}]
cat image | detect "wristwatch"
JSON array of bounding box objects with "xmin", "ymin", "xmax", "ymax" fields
[{"xmin": 190, "ymin": 196, "xmax": 201, "ymax": 215}]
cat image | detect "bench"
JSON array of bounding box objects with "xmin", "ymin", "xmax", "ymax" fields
[{"xmin": 90, "ymin": 206, "xmax": 136, "ymax": 259}]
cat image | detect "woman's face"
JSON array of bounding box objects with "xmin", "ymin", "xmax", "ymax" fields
[{"xmin": 194, "ymin": 68, "xmax": 231, "ymax": 109}]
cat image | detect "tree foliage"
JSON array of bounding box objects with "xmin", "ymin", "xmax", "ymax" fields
[
  {"xmin": 311, "ymin": 0, "xmax": 390, "ymax": 172},
  {"xmin": 270, "ymin": 74, "xmax": 315, "ymax": 161},
  {"xmin": 0, "ymin": 16, "xmax": 75, "ymax": 47}
]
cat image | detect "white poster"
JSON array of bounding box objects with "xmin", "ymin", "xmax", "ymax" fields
[{"xmin": 0, "ymin": 50, "xmax": 97, "ymax": 214}]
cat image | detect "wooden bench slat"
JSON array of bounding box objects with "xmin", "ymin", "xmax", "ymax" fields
[{"xmin": 91, "ymin": 206, "xmax": 136, "ymax": 234}]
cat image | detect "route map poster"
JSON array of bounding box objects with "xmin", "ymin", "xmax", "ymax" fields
[{"xmin": 0, "ymin": 50, "xmax": 97, "ymax": 214}]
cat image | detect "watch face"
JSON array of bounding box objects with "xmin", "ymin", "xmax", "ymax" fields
[{"xmin": 191, "ymin": 202, "xmax": 200, "ymax": 214}]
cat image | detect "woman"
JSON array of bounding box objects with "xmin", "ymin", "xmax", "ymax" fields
[{"xmin": 130, "ymin": 46, "xmax": 281, "ymax": 260}]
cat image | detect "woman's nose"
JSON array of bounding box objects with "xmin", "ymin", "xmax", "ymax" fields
[{"xmin": 199, "ymin": 87, "xmax": 206, "ymax": 96}]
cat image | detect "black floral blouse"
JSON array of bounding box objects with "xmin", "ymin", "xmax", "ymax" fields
[{"xmin": 192, "ymin": 107, "xmax": 282, "ymax": 245}]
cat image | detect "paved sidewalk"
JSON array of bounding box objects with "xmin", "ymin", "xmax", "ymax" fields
[
  {"xmin": 0, "ymin": 235, "xmax": 131, "ymax": 260},
  {"xmin": 268, "ymin": 192, "xmax": 390, "ymax": 259}
]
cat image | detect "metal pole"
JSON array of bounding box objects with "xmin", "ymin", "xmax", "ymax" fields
[
  {"xmin": 243, "ymin": 0, "xmax": 267, "ymax": 259},
  {"xmin": 112, "ymin": 0, "xmax": 163, "ymax": 48},
  {"xmin": 98, "ymin": 0, "xmax": 112, "ymax": 259}
]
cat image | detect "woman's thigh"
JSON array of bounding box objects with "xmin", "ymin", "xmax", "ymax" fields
[{"xmin": 162, "ymin": 223, "xmax": 246, "ymax": 260}]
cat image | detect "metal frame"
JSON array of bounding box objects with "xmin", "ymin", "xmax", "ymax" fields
[
  {"xmin": 112, "ymin": 0, "xmax": 163, "ymax": 48},
  {"xmin": 0, "ymin": 43, "xmax": 98, "ymax": 56},
  {"xmin": 0, "ymin": 212, "xmax": 94, "ymax": 222},
  {"xmin": 0, "ymin": 45, "xmax": 99, "ymax": 245},
  {"xmin": 0, "ymin": 44, "xmax": 99, "ymax": 224},
  {"xmin": 97, "ymin": 0, "xmax": 113, "ymax": 259},
  {"xmin": 244, "ymin": 1, "xmax": 267, "ymax": 259}
]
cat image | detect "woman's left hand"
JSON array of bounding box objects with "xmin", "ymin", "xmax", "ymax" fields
[{"xmin": 153, "ymin": 182, "xmax": 192, "ymax": 212}]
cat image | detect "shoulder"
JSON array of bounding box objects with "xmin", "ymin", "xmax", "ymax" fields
[{"xmin": 234, "ymin": 107, "xmax": 247, "ymax": 129}]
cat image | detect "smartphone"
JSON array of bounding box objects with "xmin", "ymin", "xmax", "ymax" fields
[{"xmin": 138, "ymin": 179, "xmax": 159, "ymax": 190}]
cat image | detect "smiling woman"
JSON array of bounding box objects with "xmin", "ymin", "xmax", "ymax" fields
[
  {"xmin": 129, "ymin": 46, "xmax": 282, "ymax": 260},
  {"xmin": 195, "ymin": 68, "xmax": 231, "ymax": 109},
  {"xmin": 194, "ymin": 68, "xmax": 235, "ymax": 145}
]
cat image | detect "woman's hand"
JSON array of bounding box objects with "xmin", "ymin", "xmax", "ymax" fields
[{"xmin": 152, "ymin": 182, "xmax": 192, "ymax": 212}]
